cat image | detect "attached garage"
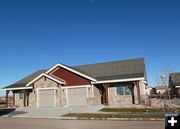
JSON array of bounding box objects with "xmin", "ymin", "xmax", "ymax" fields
[
  {"xmin": 38, "ymin": 88, "xmax": 55, "ymax": 107},
  {"xmin": 68, "ymin": 87, "xmax": 87, "ymax": 107}
]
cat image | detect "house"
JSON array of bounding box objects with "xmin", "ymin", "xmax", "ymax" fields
[
  {"xmin": 145, "ymin": 86, "xmax": 153, "ymax": 96},
  {"xmin": 169, "ymin": 72, "xmax": 180, "ymax": 98},
  {"xmin": 155, "ymin": 86, "xmax": 167, "ymax": 94},
  {"xmin": 2, "ymin": 58, "xmax": 147, "ymax": 107}
]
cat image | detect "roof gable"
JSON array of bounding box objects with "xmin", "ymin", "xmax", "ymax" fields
[{"xmin": 45, "ymin": 63, "xmax": 97, "ymax": 81}]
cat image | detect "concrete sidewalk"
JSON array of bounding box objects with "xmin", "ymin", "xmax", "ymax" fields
[{"xmin": 1, "ymin": 104, "xmax": 163, "ymax": 119}]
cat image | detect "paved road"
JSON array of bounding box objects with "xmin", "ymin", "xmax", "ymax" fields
[{"xmin": 0, "ymin": 117, "xmax": 164, "ymax": 129}]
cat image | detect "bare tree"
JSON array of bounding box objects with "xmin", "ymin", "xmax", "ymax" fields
[
  {"xmin": 152, "ymin": 64, "xmax": 174, "ymax": 110},
  {"xmin": 154, "ymin": 75, "xmax": 162, "ymax": 87},
  {"xmin": 162, "ymin": 64, "xmax": 173, "ymax": 87}
]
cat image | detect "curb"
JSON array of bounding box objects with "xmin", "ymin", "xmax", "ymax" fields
[
  {"xmin": 59, "ymin": 117, "xmax": 165, "ymax": 121},
  {"xmin": 1, "ymin": 115, "xmax": 165, "ymax": 121}
]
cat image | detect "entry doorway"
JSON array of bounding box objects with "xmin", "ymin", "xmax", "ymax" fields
[{"xmin": 100, "ymin": 86, "xmax": 107, "ymax": 105}]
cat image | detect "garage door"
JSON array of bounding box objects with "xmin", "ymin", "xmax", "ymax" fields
[
  {"xmin": 38, "ymin": 89, "xmax": 55, "ymax": 107},
  {"xmin": 68, "ymin": 87, "xmax": 87, "ymax": 106}
]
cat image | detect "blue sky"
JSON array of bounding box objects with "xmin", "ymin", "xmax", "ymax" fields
[{"xmin": 0, "ymin": 0, "xmax": 180, "ymax": 95}]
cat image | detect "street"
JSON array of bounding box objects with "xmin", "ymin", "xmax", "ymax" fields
[{"xmin": 0, "ymin": 117, "xmax": 164, "ymax": 129}]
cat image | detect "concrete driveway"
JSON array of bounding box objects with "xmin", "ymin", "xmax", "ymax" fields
[{"xmin": 2, "ymin": 105, "xmax": 104, "ymax": 118}]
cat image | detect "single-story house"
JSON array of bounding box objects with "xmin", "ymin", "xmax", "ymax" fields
[
  {"xmin": 169, "ymin": 72, "xmax": 180, "ymax": 97},
  {"xmin": 2, "ymin": 58, "xmax": 147, "ymax": 107},
  {"xmin": 155, "ymin": 86, "xmax": 167, "ymax": 94},
  {"xmin": 145, "ymin": 86, "xmax": 153, "ymax": 96}
]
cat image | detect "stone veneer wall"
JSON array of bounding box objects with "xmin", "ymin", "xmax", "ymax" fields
[
  {"xmin": 139, "ymin": 81, "xmax": 147, "ymax": 104},
  {"xmin": 14, "ymin": 91, "xmax": 24, "ymax": 107},
  {"xmin": 28, "ymin": 90, "xmax": 36, "ymax": 107},
  {"xmin": 28, "ymin": 77, "xmax": 60, "ymax": 107},
  {"xmin": 87, "ymin": 85, "xmax": 101, "ymax": 106},
  {"xmin": 108, "ymin": 86, "xmax": 132, "ymax": 105}
]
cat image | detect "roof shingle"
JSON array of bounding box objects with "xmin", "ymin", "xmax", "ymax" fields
[
  {"xmin": 72, "ymin": 58, "xmax": 145, "ymax": 81},
  {"xmin": 2, "ymin": 70, "xmax": 47, "ymax": 89},
  {"xmin": 169, "ymin": 72, "xmax": 180, "ymax": 86},
  {"xmin": 3, "ymin": 58, "xmax": 146, "ymax": 89}
]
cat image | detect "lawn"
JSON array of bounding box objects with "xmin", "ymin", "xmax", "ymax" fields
[
  {"xmin": 99, "ymin": 108, "xmax": 180, "ymax": 112},
  {"xmin": 63, "ymin": 113, "xmax": 165, "ymax": 118}
]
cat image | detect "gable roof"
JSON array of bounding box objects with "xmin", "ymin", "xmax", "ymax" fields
[
  {"xmin": 169, "ymin": 72, "xmax": 180, "ymax": 86},
  {"xmin": 2, "ymin": 58, "xmax": 146, "ymax": 90},
  {"xmin": 2, "ymin": 70, "xmax": 47, "ymax": 90},
  {"xmin": 26, "ymin": 73, "xmax": 66, "ymax": 87},
  {"xmin": 45, "ymin": 63, "xmax": 97, "ymax": 81},
  {"xmin": 72, "ymin": 58, "xmax": 145, "ymax": 81}
]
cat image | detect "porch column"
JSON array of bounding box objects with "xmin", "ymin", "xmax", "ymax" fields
[
  {"xmin": 12, "ymin": 91, "xmax": 15, "ymax": 106},
  {"xmin": 23, "ymin": 90, "xmax": 26, "ymax": 107},
  {"xmin": 134, "ymin": 81, "xmax": 141, "ymax": 104},
  {"xmin": 6, "ymin": 90, "xmax": 9, "ymax": 107},
  {"xmin": 102, "ymin": 84, "xmax": 110, "ymax": 106}
]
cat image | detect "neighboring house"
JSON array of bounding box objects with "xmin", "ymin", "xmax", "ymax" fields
[
  {"xmin": 145, "ymin": 87, "xmax": 153, "ymax": 96},
  {"xmin": 2, "ymin": 58, "xmax": 147, "ymax": 107},
  {"xmin": 169, "ymin": 72, "xmax": 180, "ymax": 98},
  {"xmin": 155, "ymin": 86, "xmax": 167, "ymax": 94}
]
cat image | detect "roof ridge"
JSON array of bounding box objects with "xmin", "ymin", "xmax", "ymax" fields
[{"xmin": 72, "ymin": 57, "xmax": 144, "ymax": 67}]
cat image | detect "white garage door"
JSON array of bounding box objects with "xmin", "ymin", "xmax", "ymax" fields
[
  {"xmin": 38, "ymin": 89, "xmax": 55, "ymax": 107},
  {"xmin": 68, "ymin": 87, "xmax": 87, "ymax": 107}
]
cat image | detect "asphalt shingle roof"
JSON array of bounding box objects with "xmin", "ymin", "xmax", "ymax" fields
[
  {"xmin": 3, "ymin": 58, "xmax": 146, "ymax": 89},
  {"xmin": 169, "ymin": 72, "xmax": 180, "ymax": 86},
  {"xmin": 2, "ymin": 70, "xmax": 47, "ymax": 89},
  {"xmin": 72, "ymin": 58, "xmax": 145, "ymax": 81}
]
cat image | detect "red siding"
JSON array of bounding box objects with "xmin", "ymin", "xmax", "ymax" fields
[{"xmin": 51, "ymin": 67, "xmax": 91, "ymax": 86}]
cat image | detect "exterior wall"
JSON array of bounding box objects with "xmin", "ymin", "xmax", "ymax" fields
[
  {"xmin": 51, "ymin": 66, "xmax": 91, "ymax": 86},
  {"xmin": 28, "ymin": 90, "xmax": 36, "ymax": 107},
  {"xmin": 139, "ymin": 81, "xmax": 147, "ymax": 104},
  {"xmin": 146, "ymin": 87, "xmax": 152, "ymax": 96},
  {"xmin": 28, "ymin": 77, "xmax": 60, "ymax": 107},
  {"xmin": 108, "ymin": 86, "xmax": 132, "ymax": 105},
  {"xmin": 176, "ymin": 88, "xmax": 180, "ymax": 97},
  {"xmin": 14, "ymin": 91, "xmax": 24, "ymax": 107},
  {"xmin": 134, "ymin": 84, "xmax": 138, "ymax": 104},
  {"xmin": 60, "ymin": 87, "xmax": 67, "ymax": 106},
  {"xmin": 156, "ymin": 89, "xmax": 166, "ymax": 94},
  {"xmin": 108, "ymin": 81, "xmax": 147, "ymax": 105},
  {"xmin": 87, "ymin": 85, "xmax": 101, "ymax": 106}
]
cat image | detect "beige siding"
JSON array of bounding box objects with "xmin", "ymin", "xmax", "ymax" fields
[{"xmin": 60, "ymin": 88, "xmax": 67, "ymax": 106}]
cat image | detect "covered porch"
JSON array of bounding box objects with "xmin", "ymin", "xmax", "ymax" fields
[
  {"xmin": 95, "ymin": 81, "xmax": 142, "ymax": 106},
  {"xmin": 5, "ymin": 88, "xmax": 32, "ymax": 108}
]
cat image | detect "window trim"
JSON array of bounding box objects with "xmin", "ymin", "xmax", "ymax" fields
[
  {"xmin": 116, "ymin": 83, "xmax": 132, "ymax": 96},
  {"xmin": 19, "ymin": 91, "xmax": 23, "ymax": 100}
]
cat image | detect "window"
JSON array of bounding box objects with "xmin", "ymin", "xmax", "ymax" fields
[
  {"xmin": 116, "ymin": 84, "xmax": 124, "ymax": 95},
  {"xmin": 116, "ymin": 83, "xmax": 132, "ymax": 95},
  {"xmin": 19, "ymin": 91, "xmax": 23, "ymax": 99}
]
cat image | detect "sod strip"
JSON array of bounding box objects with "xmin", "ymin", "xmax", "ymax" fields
[
  {"xmin": 63, "ymin": 113, "xmax": 165, "ymax": 118},
  {"xmin": 99, "ymin": 108, "xmax": 180, "ymax": 112}
]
